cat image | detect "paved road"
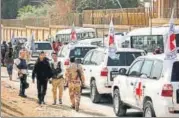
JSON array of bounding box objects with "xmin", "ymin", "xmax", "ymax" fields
[{"xmin": 1, "ymin": 67, "xmax": 142, "ymax": 117}]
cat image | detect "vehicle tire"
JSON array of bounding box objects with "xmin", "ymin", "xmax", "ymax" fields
[
  {"xmin": 113, "ymin": 89, "xmax": 127, "ymax": 117},
  {"xmin": 143, "ymin": 101, "xmax": 156, "ymax": 117},
  {"xmin": 90, "ymin": 80, "xmax": 101, "ymax": 103}
]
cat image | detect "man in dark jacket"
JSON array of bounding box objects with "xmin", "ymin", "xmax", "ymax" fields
[
  {"xmin": 32, "ymin": 51, "xmax": 53, "ymax": 105},
  {"xmin": 1, "ymin": 41, "xmax": 8, "ymax": 66}
]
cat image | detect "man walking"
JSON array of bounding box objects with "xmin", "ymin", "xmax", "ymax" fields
[
  {"xmin": 14, "ymin": 50, "xmax": 28, "ymax": 97},
  {"xmin": 65, "ymin": 57, "xmax": 85, "ymax": 112},
  {"xmin": 1, "ymin": 41, "xmax": 8, "ymax": 66},
  {"xmin": 49, "ymin": 52, "xmax": 64, "ymax": 105},
  {"xmin": 32, "ymin": 51, "xmax": 53, "ymax": 105}
]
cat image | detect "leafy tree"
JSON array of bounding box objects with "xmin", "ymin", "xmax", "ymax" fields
[
  {"xmin": 1, "ymin": 0, "xmax": 31, "ymax": 19},
  {"xmin": 77, "ymin": 0, "xmax": 139, "ymax": 12}
]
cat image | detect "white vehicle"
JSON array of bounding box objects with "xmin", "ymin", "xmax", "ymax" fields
[
  {"xmin": 125, "ymin": 26, "xmax": 179, "ymax": 53},
  {"xmin": 24, "ymin": 41, "xmax": 53, "ymax": 67},
  {"xmin": 56, "ymin": 27, "xmax": 96, "ymax": 43},
  {"xmin": 112, "ymin": 54, "xmax": 179, "ymax": 117},
  {"xmin": 82, "ymin": 47, "xmax": 145, "ymax": 103},
  {"xmin": 57, "ymin": 42, "xmax": 97, "ymax": 73},
  {"xmin": 78, "ymin": 38, "xmax": 104, "ymax": 46},
  {"xmin": 12, "ymin": 37, "xmax": 27, "ymax": 47}
]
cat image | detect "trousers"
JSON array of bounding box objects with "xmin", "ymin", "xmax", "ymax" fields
[
  {"xmin": 19, "ymin": 75, "xmax": 27, "ymax": 95},
  {"xmin": 52, "ymin": 78, "xmax": 64, "ymax": 101},
  {"xmin": 37, "ymin": 79, "xmax": 48, "ymax": 102},
  {"xmin": 68, "ymin": 82, "xmax": 81, "ymax": 108}
]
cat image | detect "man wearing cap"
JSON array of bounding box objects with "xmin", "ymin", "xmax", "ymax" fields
[
  {"xmin": 49, "ymin": 52, "xmax": 64, "ymax": 105},
  {"xmin": 65, "ymin": 56, "xmax": 85, "ymax": 112},
  {"xmin": 32, "ymin": 51, "xmax": 53, "ymax": 105}
]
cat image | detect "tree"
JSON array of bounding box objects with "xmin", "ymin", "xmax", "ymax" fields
[
  {"xmin": 1, "ymin": 0, "xmax": 31, "ymax": 19},
  {"xmin": 76, "ymin": 0, "xmax": 139, "ymax": 12}
]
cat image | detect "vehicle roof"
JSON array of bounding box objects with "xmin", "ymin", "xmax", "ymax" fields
[
  {"xmin": 34, "ymin": 41, "xmax": 51, "ymax": 43},
  {"xmin": 78, "ymin": 38, "xmax": 103, "ymax": 43},
  {"xmin": 56, "ymin": 27, "xmax": 95, "ymax": 35},
  {"xmin": 93, "ymin": 47, "xmax": 144, "ymax": 53},
  {"xmin": 127, "ymin": 26, "xmax": 179, "ymax": 36},
  {"xmin": 138, "ymin": 54, "xmax": 179, "ymax": 61}
]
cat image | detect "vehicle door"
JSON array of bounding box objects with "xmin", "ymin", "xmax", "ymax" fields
[
  {"xmin": 124, "ymin": 59, "xmax": 144, "ymax": 105},
  {"xmin": 82, "ymin": 51, "xmax": 94, "ymax": 88},
  {"xmin": 170, "ymin": 61, "xmax": 179, "ymax": 111},
  {"xmin": 90, "ymin": 51, "xmax": 106, "ymax": 85},
  {"xmin": 134, "ymin": 59, "xmax": 154, "ymax": 108}
]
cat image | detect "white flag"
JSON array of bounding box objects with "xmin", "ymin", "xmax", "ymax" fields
[{"xmin": 165, "ymin": 9, "xmax": 177, "ymax": 60}]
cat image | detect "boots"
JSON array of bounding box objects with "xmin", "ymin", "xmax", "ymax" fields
[
  {"xmin": 52, "ymin": 100, "xmax": 56, "ymax": 105},
  {"xmin": 9, "ymin": 75, "xmax": 12, "ymax": 81},
  {"xmin": 59, "ymin": 99, "xmax": 62, "ymax": 104}
]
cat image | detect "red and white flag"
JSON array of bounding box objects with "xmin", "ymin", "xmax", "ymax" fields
[
  {"xmin": 108, "ymin": 19, "xmax": 115, "ymax": 46},
  {"xmin": 70, "ymin": 23, "xmax": 77, "ymax": 41},
  {"xmin": 165, "ymin": 9, "xmax": 177, "ymax": 60}
]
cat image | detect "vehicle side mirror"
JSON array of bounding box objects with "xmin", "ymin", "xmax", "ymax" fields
[
  {"xmin": 119, "ymin": 68, "xmax": 127, "ymax": 75},
  {"xmin": 140, "ymin": 74, "xmax": 148, "ymax": 79}
]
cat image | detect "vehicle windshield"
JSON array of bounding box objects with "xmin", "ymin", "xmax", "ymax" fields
[
  {"xmin": 171, "ymin": 61, "xmax": 179, "ymax": 82},
  {"xmin": 107, "ymin": 52, "xmax": 143, "ymax": 66},
  {"xmin": 33, "ymin": 43, "xmax": 52, "ymax": 50},
  {"xmin": 70, "ymin": 47, "xmax": 96, "ymax": 58}
]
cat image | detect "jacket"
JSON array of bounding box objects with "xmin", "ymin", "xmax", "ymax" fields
[
  {"xmin": 65, "ymin": 63, "xmax": 85, "ymax": 84},
  {"xmin": 32, "ymin": 58, "xmax": 53, "ymax": 81},
  {"xmin": 50, "ymin": 61, "xmax": 63, "ymax": 79}
]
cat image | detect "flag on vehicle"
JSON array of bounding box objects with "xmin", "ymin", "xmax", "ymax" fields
[
  {"xmin": 31, "ymin": 32, "xmax": 36, "ymax": 52},
  {"xmin": 11, "ymin": 32, "xmax": 15, "ymax": 45},
  {"xmin": 70, "ymin": 23, "xmax": 77, "ymax": 41},
  {"xmin": 165, "ymin": 9, "xmax": 177, "ymax": 60},
  {"xmin": 108, "ymin": 19, "xmax": 115, "ymax": 47},
  {"xmin": 108, "ymin": 19, "xmax": 117, "ymax": 59}
]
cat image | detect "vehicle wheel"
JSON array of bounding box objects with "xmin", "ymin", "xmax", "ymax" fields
[
  {"xmin": 113, "ymin": 89, "xmax": 127, "ymax": 117},
  {"xmin": 143, "ymin": 101, "xmax": 156, "ymax": 117},
  {"xmin": 90, "ymin": 80, "xmax": 101, "ymax": 103}
]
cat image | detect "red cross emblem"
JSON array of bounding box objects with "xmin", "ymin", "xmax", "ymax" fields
[
  {"xmin": 135, "ymin": 82, "xmax": 142, "ymax": 99},
  {"xmin": 169, "ymin": 34, "xmax": 176, "ymax": 51},
  {"xmin": 109, "ymin": 35, "xmax": 114, "ymax": 46}
]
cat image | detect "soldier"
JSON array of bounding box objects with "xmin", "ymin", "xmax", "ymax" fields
[
  {"xmin": 1, "ymin": 41, "xmax": 8, "ymax": 66},
  {"xmin": 49, "ymin": 52, "xmax": 64, "ymax": 105},
  {"xmin": 65, "ymin": 56, "xmax": 85, "ymax": 112}
]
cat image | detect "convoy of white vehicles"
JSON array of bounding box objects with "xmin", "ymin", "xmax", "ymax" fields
[
  {"xmin": 13, "ymin": 25, "xmax": 179, "ymax": 117},
  {"xmin": 82, "ymin": 47, "xmax": 145, "ymax": 103}
]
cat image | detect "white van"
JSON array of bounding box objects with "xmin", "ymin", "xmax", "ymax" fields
[
  {"xmin": 82, "ymin": 47, "xmax": 145, "ymax": 103},
  {"xmin": 125, "ymin": 26, "xmax": 179, "ymax": 53},
  {"xmin": 56, "ymin": 27, "xmax": 96, "ymax": 43},
  {"xmin": 112, "ymin": 54, "xmax": 179, "ymax": 117}
]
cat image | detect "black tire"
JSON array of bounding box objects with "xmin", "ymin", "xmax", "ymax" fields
[
  {"xmin": 90, "ymin": 80, "xmax": 101, "ymax": 103},
  {"xmin": 113, "ymin": 89, "xmax": 127, "ymax": 117},
  {"xmin": 143, "ymin": 101, "xmax": 156, "ymax": 117}
]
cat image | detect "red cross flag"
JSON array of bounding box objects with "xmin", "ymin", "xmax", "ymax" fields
[
  {"xmin": 165, "ymin": 9, "xmax": 177, "ymax": 60},
  {"xmin": 70, "ymin": 23, "xmax": 77, "ymax": 41},
  {"xmin": 108, "ymin": 19, "xmax": 115, "ymax": 47}
]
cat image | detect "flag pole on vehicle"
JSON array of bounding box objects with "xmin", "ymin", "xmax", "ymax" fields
[
  {"xmin": 31, "ymin": 32, "xmax": 36, "ymax": 53},
  {"xmin": 11, "ymin": 32, "xmax": 14, "ymax": 45},
  {"xmin": 164, "ymin": 8, "xmax": 177, "ymax": 60},
  {"xmin": 70, "ymin": 22, "xmax": 77, "ymax": 43},
  {"xmin": 108, "ymin": 17, "xmax": 117, "ymax": 59}
]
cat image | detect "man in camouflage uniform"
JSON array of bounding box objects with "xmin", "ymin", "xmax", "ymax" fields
[{"xmin": 65, "ymin": 57, "xmax": 85, "ymax": 112}]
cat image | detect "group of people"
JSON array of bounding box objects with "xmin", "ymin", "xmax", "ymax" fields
[{"xmin": 14, "ymin": 50, "xmax": 85, "ymax": 112}]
